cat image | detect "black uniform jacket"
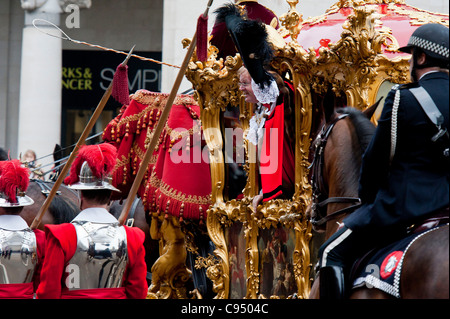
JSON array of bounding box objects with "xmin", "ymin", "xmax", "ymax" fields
[{"xmin": 344, "ymin": 71, "xmax": 449, "ymax": 232}]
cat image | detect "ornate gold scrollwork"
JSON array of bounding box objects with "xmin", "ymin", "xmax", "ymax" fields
[
  {"xmin": 293, "ymin": 5, "xmax": 398, "ymax": 109},
  {"xmin": 280, "ymin": 0, "xmax": 303, "ymax": 41},
  {"xmin": 184, "ymin": 0, "xmax": 441, "ymax": 300},
  {"xmin": 187, "ymin": 15, "xmax": 315, "ymax": 296},
  {"xmin": 186, "ymin": 41, "xmax": 244, "ymax": 299},
  {"xmin": 252, "ymin": 199, "xmax": 312, "ymax": 299},
  {"xmin": 389, "ymin": 3, "xmax": 449, "ymax": 27},
  {"xmin": 147, "ymin": 214, "xmax": 193, "ymax": 299}
]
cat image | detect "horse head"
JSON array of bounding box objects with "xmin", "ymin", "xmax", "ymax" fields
[
  {"xmin": 20, "ymin": 180, "xmax": 80, "ymax": 230},
  {"xmin": 309, "ymin": 105, "xmax": 376, "ymax": 238}
]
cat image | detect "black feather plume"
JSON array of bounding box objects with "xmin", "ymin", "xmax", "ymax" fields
[{"xmin": 214, "ymin": 2, "xmax": 245, "ymax": 23}]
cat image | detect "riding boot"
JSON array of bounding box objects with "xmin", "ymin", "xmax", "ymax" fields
[{"xmin": 319, "ymin": 266, "xmax": 347, "ymax": 299}]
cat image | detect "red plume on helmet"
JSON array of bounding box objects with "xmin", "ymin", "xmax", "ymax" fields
[
  {"xmin": 0, "ymin": 159, "xmax": 30, "ymax": 204},
  {"xmin": 64, "ymin": 143, "xmax": 118, "ymax": 186}
]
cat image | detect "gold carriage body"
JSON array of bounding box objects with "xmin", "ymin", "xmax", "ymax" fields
[{"xmin": 184, "ymin": 0, "xmax": 448, "ymax": 299}]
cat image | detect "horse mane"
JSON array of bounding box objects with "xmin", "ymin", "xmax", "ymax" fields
[
  {"xmin": 30, "ymin": 181, "xmax": 80, "ymax": 224},
  {"xmin": 109, "ymin": 200, "xmax": 122, "ymax": 219},
  {"xmin": 336, "ymin": 107, "xmax": 375, "ymax": 157},
  {"xmin": 48, "ymin": 195, "xmax": 80, "ymax": 223},
  {"xmin": 326, "ymin": 107, "xmax": 376, "ymax": 198}
]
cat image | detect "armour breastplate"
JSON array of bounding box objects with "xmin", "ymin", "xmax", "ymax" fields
[
  {"xmin": 0, "ymin": 228, "xmax": 37, "ymax": 284},
  {"xmin": 67, "ymin": 220, "xmax": 128, "ymax": 290}
]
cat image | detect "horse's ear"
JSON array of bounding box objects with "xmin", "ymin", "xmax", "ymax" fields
[
  {"xmin": 53, "ymin": 144, "xmax": 63, "ymax": 162},
  {"xmin": 363, "ymin": 96, "xmax": 383, "ymax": 120}
]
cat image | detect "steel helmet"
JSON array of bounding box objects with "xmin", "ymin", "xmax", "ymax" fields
[
  {"xmin": 64, "ymin": 143, "xmax": 121, "ymax": 192},
  {"xmin": 0, "ymin": 159, "xmax": 34, "ymax": 207}
]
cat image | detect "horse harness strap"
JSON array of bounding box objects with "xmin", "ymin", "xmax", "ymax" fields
[
  {"xmin": 311, "ymin": 198, "xmax": 361, "ymax": 227},
  {"xmin": 311, "ymin": 114, "xmax": 350, "ymax": 197},
  {"xmin": 34, "ymin": 179, "xmax": 61, "ymax": 197},
  {"xmin": 310, "ymin": 113, "xmax": 362, "ymax": 227},
  {"xmin": 125, "ymin": 197, "xmax": 140, "ymax": 227}
]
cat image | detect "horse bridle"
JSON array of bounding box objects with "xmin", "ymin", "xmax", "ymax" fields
[
  {"xmin": 309, "ymin": 113, "xmax": 362, "ymax": 228},
  {"xmin": 33, "ymin": 179, "xmax": 62, "ymax": 197}
]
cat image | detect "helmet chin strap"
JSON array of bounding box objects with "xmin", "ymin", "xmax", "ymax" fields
[{"xmin": 411, "ymin": 48, "xmax": 426, "ymax": 82}]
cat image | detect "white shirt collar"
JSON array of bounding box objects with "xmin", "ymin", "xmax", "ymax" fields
[
  {"xmin": 0, "ymin": 215, "xmax": 30, "ymax": 231},
  {"xmin": 71, "ymin": 207, "xmax": 118, "ymax": 224},
  {"xmin": 419, "ymin": 70, "xmax": 439, "ymax": 80}
]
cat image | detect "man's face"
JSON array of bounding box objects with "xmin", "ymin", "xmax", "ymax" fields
[
  {"xmin": 23, "ymin": 153, "xmax": 35, "ymax": 163},
  {"xmin": 238, "ymin": 69, "xmax": 258, "ymax": 104}
]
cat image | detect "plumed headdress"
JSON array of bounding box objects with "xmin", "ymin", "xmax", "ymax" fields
[
  {"xmin": 0, "ymin": 159, "xmax": 34, "ymax": 207},
  {"xmin": 64, "ymin": 143, "xmax": 120, "ymax": 192},
  {"xmin": 214, "ymin": 3, "xmax": 275, "ymax": 88}
]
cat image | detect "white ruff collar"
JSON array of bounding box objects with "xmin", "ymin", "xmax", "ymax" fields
[
  {"xmin": 251, "ymin": 78, "xmax": 279, "ymax": 105},
  {"xmin": 246, "ymin": 102, "xmax": 276, "ymax": 146}
]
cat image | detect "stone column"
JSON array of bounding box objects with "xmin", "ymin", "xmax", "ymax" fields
[{"xmin": 17, "ymin": 0, "xmax": 90, "ymax": 168}]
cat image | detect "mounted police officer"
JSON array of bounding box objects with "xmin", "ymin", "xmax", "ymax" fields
[
  {"xmin": 36, "ymin": 143, "xmax": 148, "ymax": 299},
  {"xmin": 317, "ymin": 23, "xmax": 449, "ymax": 299},
  {"xmin": 0, "ymin": 159, "xmax": 46, "ymax": 298}
]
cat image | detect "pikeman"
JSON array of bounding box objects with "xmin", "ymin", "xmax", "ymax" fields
[
  {"xmin": 0, "ymin": 159, "xmax": 45, "ymax": 299},
  {"xmin": 36, "ymin": 143, "xmax": 147, "ymax": 299}
]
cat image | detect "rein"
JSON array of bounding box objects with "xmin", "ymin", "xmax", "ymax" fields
[
  {"xmin": 309, "ymin": 113, "xmax": 361, "ymax": 228},
  {"xmin": 33, "ymin": 179, "xmax": 61, "ymax": 197}
]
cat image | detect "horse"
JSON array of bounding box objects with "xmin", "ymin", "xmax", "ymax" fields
[
  {"xmin": 307, "ymin": 106, "xmax": 449, "ymax": 299},
  {"xmin": 20, "ymin": 179, "xmax": 80, "ymax": 231}
]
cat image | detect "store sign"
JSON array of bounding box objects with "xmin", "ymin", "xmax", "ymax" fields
[{"xmin": 62, "ymin": 50, "xmax": 161, "ymax": 109}]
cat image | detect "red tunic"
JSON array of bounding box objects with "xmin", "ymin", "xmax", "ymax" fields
[
  {"xmin": 36, "ymin": 223, "xmax": 147, "ymax": 299},
  {"xmin": 0, "ymin": 229, "xmax": 45, "ymax": 299},
  {"xmin": 260, "ymin": 83, "xmax": 295, "ymax": 202}
]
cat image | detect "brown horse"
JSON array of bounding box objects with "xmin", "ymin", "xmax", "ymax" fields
[
  {"xmin": 308, "ymin": 106, "xmax": 449, "ymax": 299},
  {"xmin": 20, "ymin": 179, "xmax": 80, "ymax": 231}
]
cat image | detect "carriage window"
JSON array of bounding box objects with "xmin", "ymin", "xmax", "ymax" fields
[
  {"xmin": 374, "ymin": 80, "xmax": 396, "ymax": 123},
  {"xmin": 222, "ymin": 105, "xmax": 246, "ymax": 201}
]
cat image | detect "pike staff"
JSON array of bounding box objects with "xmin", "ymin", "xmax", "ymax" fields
[
  {"xmin": 117, "ymin": 0, "xmax": 214, "ymax": 225},
  {"xmin": 30, "ymin": 46, "xmax": 135, "ymax": 230}
]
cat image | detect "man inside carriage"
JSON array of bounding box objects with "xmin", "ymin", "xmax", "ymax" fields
[
  {"xmin": 317, "ymin": 23, "xmax": 449, "ymax": 299},
  {"xmin": 214, "ymin": 3, "xmax": 296, "ymax": 209},
  {"xmin": 0, "ymin": 159, "xmax": 46, "ymax": 299}
]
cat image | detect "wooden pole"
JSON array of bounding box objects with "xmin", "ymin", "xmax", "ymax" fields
[{"xmin": 30, "ymin": 46, "xmax": 135, "ymax": 230}]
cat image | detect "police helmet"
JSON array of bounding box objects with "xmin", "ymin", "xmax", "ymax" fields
[{"xmin": 399, "ymin": 23, "xmax": 449, "ymax": 64}]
